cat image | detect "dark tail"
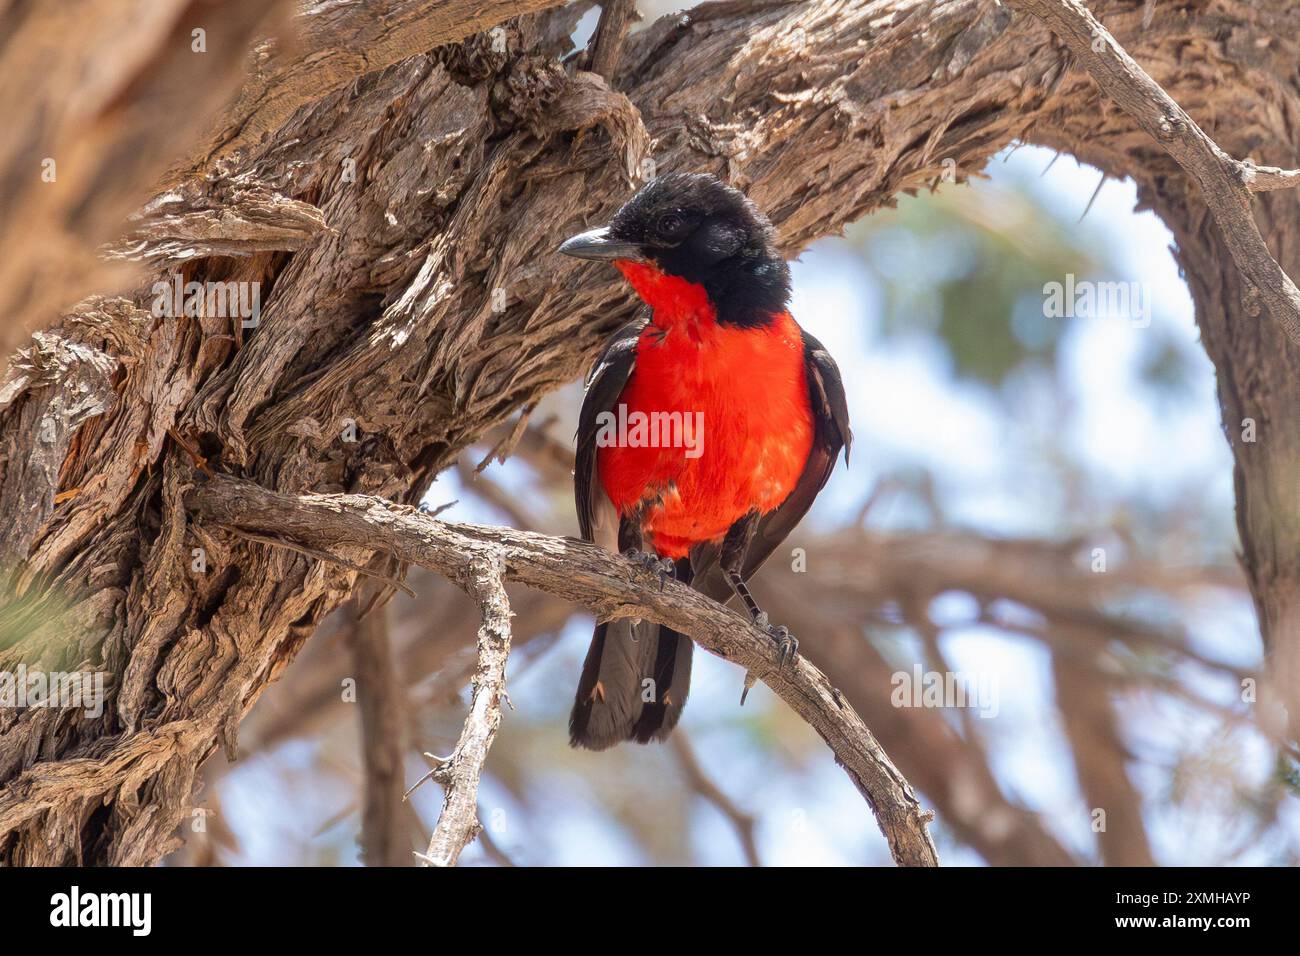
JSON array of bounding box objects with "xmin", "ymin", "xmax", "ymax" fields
[{"xmin": 569, "ymin": 558, "xmax": 694, "ymax": 750}]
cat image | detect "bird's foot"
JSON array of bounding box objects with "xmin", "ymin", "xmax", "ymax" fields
[
  {"xmin": 754, "ymin": 612, "xmax": 799, "ymax": 669},
  {"xmin": 623, "ymin": 548, "xmax": 675, "ymax": 589}
]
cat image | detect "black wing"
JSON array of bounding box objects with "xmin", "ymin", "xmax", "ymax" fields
[
  {"xmin": 691, "ymin": 328, "xmax": 851, "ymax": 602},
  {"xmin": 575, "ymin": 314, "xmax": 648, "ymax": 547},
  {"xmin": 571, "ymin": 313, "xmax": 696, "ymax": 749}
]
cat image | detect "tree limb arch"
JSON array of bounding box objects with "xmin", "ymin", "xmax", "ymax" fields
[
  {"xmin": 1007, "ymin": 0, "xmax": 1300, "ymax": 346},
  {"xmin": 184, "ymin": 473, "xmax": 940, "ymax": 867}
]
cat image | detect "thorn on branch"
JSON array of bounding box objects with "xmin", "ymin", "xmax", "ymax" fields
[{"xmin": 403, "ymin": 752, "xmax": 455, "ymax": 801}]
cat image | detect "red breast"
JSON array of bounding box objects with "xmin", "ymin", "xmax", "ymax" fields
[{"xmin": 597, "ymin": 261, "xmax": 815, "ymax": 557}]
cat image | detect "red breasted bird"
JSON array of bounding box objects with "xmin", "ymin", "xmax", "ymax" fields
[{"xmin": 558, "ymin": 172, "xmax": 851, "ymax": 750}]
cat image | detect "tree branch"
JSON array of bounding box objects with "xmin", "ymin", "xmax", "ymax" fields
[
  {"xmin": 671, "ymin": 734, "xmax": 761, "ymax": 867},
  {"xmin": 586, "ymin": 0, "xmax": 639, "ymax": 81},
  {"xmin": 1006, "ymin": 0, "xmax": 1300, "ymax": 345},
  {"xmin": 1050, "ymin": 628, "xmax": 1154, "ymax": 866},
  {"xmin": 185, "ymin": 474, "xmax": 940, "ymax": 867},
  {"xmin": 419, "ymin": 554, "xmax": 513, "ymax": 867},
  {"xmin": 1240, "ymin": 162, "xmax": 1300, "ymax": 194},
  {"xmin": 13, "ymin": 0, "xmax": 1292, "ymax": 866}
]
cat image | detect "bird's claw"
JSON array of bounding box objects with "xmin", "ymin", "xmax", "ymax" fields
[
  {"xmin": 624, "ymin": 548, "xmax": 675, "ymax": 589},
  {"xmin": 749, "ymin": 611, "xmax": 797, "ymax": 668},
  {"xmin": 738, "ymin": 623, "xmax": 796, "ymax": 705},
  {"xmin": 767, "ymin": 623, "xmax": 798, "ymax": 670}
]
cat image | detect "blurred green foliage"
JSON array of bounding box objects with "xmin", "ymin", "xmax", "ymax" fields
[{"xmin": 846, "ymin": 160, "xmax": 1198, "ymax": 400}]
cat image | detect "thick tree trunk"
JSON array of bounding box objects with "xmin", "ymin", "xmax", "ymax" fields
[
  {"xmin": 1160, "ymin": 201, "xmax": 1300, "ymax": 742},
  {"xmin": 0, "ymin": 0, "xmax": 1296, "ymax": 865}
]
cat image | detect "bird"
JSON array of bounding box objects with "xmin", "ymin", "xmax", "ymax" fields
[{"xmin": 557, "ymin": 171, "xmax": 851, "ymax": 751}]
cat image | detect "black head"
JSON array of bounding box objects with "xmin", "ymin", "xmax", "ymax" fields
[{"xmin": 558, "ymin": 172, "xmax": 791, "ymax": 326}]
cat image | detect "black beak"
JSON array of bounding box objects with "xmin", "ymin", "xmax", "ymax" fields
[{"xmin": 557, "ymin": 226, "xmax": 646, "ymax": 262}]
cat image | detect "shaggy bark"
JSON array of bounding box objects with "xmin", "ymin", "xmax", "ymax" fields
[
  {"xmin": 0, "ymin": 0, "xmax": 289, "ymax": 356},
  {"xmin": 0, "ymin": 0, "xmax": 570, "ymax": 356},
  {"xmin": 1, "ymin": 0, "xmax": 1298, "ymax": 865}
]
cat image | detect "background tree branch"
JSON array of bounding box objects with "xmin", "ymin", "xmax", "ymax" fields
[
  {"xmin": 344, "ymin": 596, "xmax": 412, "ymax": 866},
  {"xmin": 170, "ymin": 433, "xmax": 1263, "ymax": 866}
]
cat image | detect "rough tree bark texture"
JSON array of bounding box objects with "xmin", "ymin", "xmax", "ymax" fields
[
  {"xmin": 0, "ymin": 0, "xmax": 567, "ymax": 356},
  {"xmin": 0, "ymin": 0, "xmax": 1296, "ymax": 865}
]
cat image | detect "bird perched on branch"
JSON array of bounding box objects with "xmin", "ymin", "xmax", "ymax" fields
[{"xmin": 558, "ymin": 172, "xmax": 851, "ymax": 750}]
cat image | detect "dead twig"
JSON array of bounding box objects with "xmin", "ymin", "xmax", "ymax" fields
[{"xmin": 421, "ymin": 554, "xmax": 514, "ymax": 867}]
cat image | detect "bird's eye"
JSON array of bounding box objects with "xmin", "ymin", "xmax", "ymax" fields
[{"xmin": 658, "ymin": 213, "xmax": 685, "ymax": 237}]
